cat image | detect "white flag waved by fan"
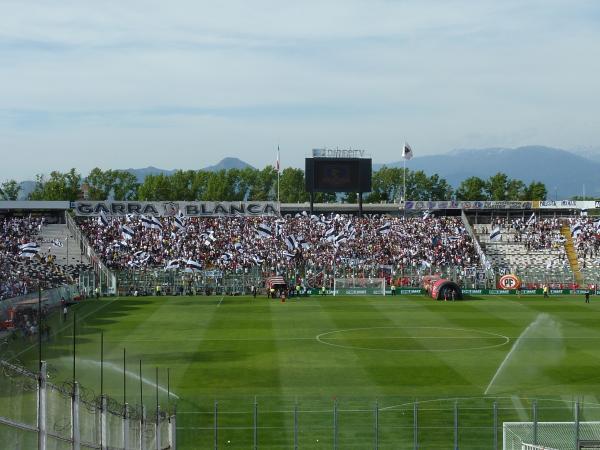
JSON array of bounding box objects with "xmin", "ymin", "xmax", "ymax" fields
[
  {"xmin": 402, "ymin": 142, "xmax": 413, "ymax": 160},
  {"xmin": 97, "ymin": 210, "xmax": 109, "ymax": 227},
  {"xmin": 165, "ymin": 259, "xmax": 180, "ymax": 270},
  {"xmin": 19, "ymin": 246, "xmax": 40, "ymax": 258},
  {"xmin": 490, "ymin": 226, "xmax": 502, "ymax": 242}
]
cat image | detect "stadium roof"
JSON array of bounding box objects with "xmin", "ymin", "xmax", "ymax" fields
[{"xmin": 0, "ymin": 201, "xmax": 71, "ymax": 210}]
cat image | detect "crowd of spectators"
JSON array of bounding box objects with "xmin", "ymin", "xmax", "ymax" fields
[
  {"xmin": 479, "ymin": 215, "xmax": 600, "ymax": 272},
  {"xmin": 77, "ymin": 213, "xmax": 480, "ymax": 277},
  {"xmin": 0, "ymin": 217, "xmax": 76, "ymax": 300},
  {"xmin": 484, "ymin": 216, "xmax": 566, "ymax": 251},
  {"xmin": 571, "ymin": 217, "xmax": 600, "ymax": 267}
]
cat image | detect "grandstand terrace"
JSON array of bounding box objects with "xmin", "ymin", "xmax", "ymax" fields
[
  {"xmin": 0, "ymin": 202, "xmax": 93, "ymax": 302},
  {"xmin": 1, "ymin": 200, "xmax": 599, "ymax": 301}
]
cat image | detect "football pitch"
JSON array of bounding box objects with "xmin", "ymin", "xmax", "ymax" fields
[{"xmin": 10, "ymin": 293, "xmax": 600, "ymax": 449}]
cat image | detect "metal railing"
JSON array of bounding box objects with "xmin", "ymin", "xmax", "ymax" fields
[
  {"xmin": 66, "ymin": 213, "xmax": 117, "ymax": 295},
  {"xmin": 175, "ymin": 397, "xmax": 600, "ymax": 450},
  {"xmin": 0, "ymin": 359, "xmax": 175, "ymax": 450}
]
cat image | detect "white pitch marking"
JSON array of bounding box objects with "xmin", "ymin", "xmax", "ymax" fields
[
  {"xmin": 315, "ymin": 326, "xmax": 510, "ymax": 353},
  {"xmin": 379, "ymin": 396, "xmax": 600, "ymax": 412},
  {"xmin": 217, "ymin": 296, "xmax": 225, "ymax": 307}
]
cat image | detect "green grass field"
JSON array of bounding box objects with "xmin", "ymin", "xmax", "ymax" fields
[{"xmin": 7, "ymin": 293, "xmax": 600, "ymax": 449}]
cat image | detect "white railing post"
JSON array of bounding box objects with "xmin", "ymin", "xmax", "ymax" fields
[
  {"xmin": 38, "ymin": 361, "xmax": 47, "ymax": 450},
  {"xmin": 101, "ymin": 396, "xmax": 107, "ymax": 450},
  {"xmin": 156, "ymin": 406, "xmax": 161, "ymax": 450},
  {"xmin": 169, "ymin": 411, "xmax": 176, "ymax": 450},
  {"xmin": 140, "ymin": 405, "xmax": 146, "ymax": 450},
  {"xmin": 72, "ymin": 382, "xmax": 80, "ymax": 450},
  {"xmin": 123, "ymin": 403, "xmax": 129, "ymax": 450}
]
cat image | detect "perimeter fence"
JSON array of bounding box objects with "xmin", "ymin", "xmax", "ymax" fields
[
  {"xmin": 0, "ymin": 285, "xmax": 79, "ymax": 324},
  {"xmin": 0, "ymin": 359, "xmax": 175, "ymax": 449},
  {"xmin": 176, "ymin": 396, "xmax": 600, "ymax": 450}
]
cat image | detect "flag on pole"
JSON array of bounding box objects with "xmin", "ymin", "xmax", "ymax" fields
[
  {"xmin": 165, "ymin": 259, "xmax": 180, "ymax": 270},
  {"xmin": 257, "ymin": 223, "xmax": 273, "ymax": 238},
  {"xmin": 203, "ymin": 231, "xmax": 217, "ymax": 246},
  {"xmin": 174, "ymin": 214, "xmax": 186, "ymax": 232},
  {"xmin": 150, "ymin": 216, "xmax": 163, "ymax": 230},
  {"xmin": 121, "ymin": 225, "xmax": 135, "ymax": 240},
  {"xmin": 185, "ymin": 259, "xmax": 202, "ymax": 272},
  {"xmin": 19, "ymin": 242, "xmax": 39, "ymax": 250},
  {"xmin": 571, "ymin": 222, "xmax": 582, "ymax": 238},
  {"xmin": 98, "ymin": 210, "xmax": 109, "ymax": 227},
  {"xmin": 140, "ymin": 215, "xmax": 153, "ymax": 228},
  {"xmin": 526, "ymin": 212, "xmax": 536, "ymax": 226},
  {"xmin": 282, "ymin": 250, "xmax": 295, "ymax": 260},
  {"xmin": 276, "ymin": 145, "xmax": 280, "ymax": 173},
  {"xmin": 19, "ymin": 242, "xmax": 40, "ymax": 258},
  {"xmin": 285, "ymin": 235, "xmax": 298, "ymax": 251},
  {"xmin": 378, "ymin": 222, "xmax": 391, "ymax": 234},
  {"xmin": 334, "ymin": 234, "xmax": 347, "ymax": 246},
  {"xmin": 402, "ymin": 142, "xmax": 413, "ymax": 160},
  {"xmin": 324, "ymin": 226, "xmax": 336, "ymax": 241}
]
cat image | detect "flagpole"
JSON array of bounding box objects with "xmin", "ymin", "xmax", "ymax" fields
[
  {"xmin": 277, "ymin": 145, "xmax": 280, "ymax": 204},
  {"xmin": 403, "ymin": 157, "xmax": 406, "ymax": 203}
]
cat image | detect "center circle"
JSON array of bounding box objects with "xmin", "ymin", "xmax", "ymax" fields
[{"xmin": 316, "ymin": 327, "xmax": 510, "ymax": 352}]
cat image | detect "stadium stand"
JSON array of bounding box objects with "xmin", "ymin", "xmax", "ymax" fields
[
  {"xmin": 571, "ymin": 217, "xmax": 600, "ymax": 269},
  {"xmin": 2, "ymin": 199, "xmax": 599, "ymax": 299},
  {"xmin": 0, "ymin": 217, "xmax": 90, "ymax": 300},
  {"xmin": 474, "ymin": 216, "xmax": 600, "ymax": 269},
  {"xmin": 76, "ymin": 214, "xmax": 480, "ymax": 276},
  {"xmin": 473, "ymin": 217, "xmax": 568, "ymax": 271}
]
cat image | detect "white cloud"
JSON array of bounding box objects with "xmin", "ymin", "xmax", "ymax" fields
[{"xmin": 0, "ymin": 0, "xmax": 599, "ymax": 179}]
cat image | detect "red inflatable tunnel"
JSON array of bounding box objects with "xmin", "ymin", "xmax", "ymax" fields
[{"xmin": 431, "ymin": 279, "xmax": 463, "ymax": 300}]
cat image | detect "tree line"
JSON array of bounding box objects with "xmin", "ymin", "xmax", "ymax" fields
[{"xmin": 0, "ymin": 166, "xmax": 548, "ymax": 202}]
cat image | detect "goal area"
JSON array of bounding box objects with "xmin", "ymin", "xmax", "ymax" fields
[
  {"xmin": 333, "ymin": 278, "xmax": 386, "ymax": 296},
  {"xmin": 503, "ymin": 421, "xmax": 600, "ymax": 450}
]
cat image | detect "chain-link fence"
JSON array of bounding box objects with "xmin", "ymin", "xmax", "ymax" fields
[
  {"xmin": 175, "ymin": 397, "xmax": 600, "ymax": 450},
  {"xmin": 115, "ymin": 268, "xmax": 263, "ymax": 297},
  {"xmin": 0, "ymin": 359, "xmax": 175, "ymax": 450}
]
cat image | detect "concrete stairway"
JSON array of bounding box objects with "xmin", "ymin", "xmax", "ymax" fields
[
  {"xmin": 38, "ymin": 224, "xmax": 90, "ymax": 267},
  {"xmin": 560, "ymin": 224, "xmax": 583, "ymax": 284}
]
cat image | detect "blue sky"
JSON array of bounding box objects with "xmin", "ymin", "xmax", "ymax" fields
[{"xmin": 1, "ymin": 0, "xmax": 599, "ymax": 180}]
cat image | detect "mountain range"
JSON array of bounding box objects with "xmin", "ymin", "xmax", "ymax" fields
[
  {"xmin": 123, "ymin": 157, "xmax": 255, "ymax": 182},
  {"xmin": 375, "ymin": 146, "xmax": 600, "ymax": 199},
  {"xmin": 15, "ymin": 147, "xmax": 600, "ymax": 199},
  {"xmin": 16, "ymin": 157, "xmax": 255, "ymax": 198}
]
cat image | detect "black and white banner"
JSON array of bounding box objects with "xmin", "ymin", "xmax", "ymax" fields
[{"xmin": 74, "ymin": 201, "xmax": 280, "ymax": 217}]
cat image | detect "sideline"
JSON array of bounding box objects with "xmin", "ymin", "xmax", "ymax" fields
[{"xmin": 379, "ymin": 395, "xmax": 600, "ymax": 412}]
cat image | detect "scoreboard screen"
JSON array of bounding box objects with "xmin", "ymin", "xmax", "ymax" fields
[{"xmin": 305, "ymin": 158, "xmax": 372, "ymax": 193}]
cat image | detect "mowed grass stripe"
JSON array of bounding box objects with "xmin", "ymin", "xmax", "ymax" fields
[
  {"xmin": 70, "ymin": 297, "xmax": 191, "ymax": 405},
  {"xmin": 403, "ymin": 297, "xmax": 526, "ymax": 394},
  {"xmin": 490, "ymin": 296, "xmax": 600, "ymax": 397},
  {"xmin": 12, "ymin": 294, "xmax": 600, "ymax": 450},
  {"xmin": 370, "ymin": 296, "xmax": 492, "ymax": 395},
  {"xmin": 177, "ymin": 295, "xmax": 286, "ymax": 449}
]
